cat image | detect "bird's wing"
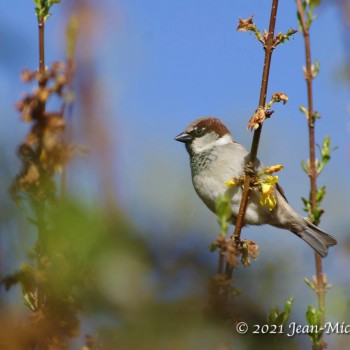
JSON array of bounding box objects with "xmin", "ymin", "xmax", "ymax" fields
[
  {"xmin": 229, "ymin": 142, "xmax": 289, "ymax": 203},
  {"xmin": 276, "ymin": 182, "xmax": 289, "ymax": 203}
]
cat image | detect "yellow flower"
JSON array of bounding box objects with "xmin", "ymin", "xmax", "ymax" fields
[
  {"xmin": 259, "ymin": 175, "xmax": 278, "ymax": 210},
  {"xmin": 260, "ymin": 192, "xmax": 277, "ymax": 210},
  {"xmin": 260, "ymin": 175, "xmax": 278, "ymax": 193},
  {"xmin": 264, "ymin": 164, "xmax": 284, "ymax": 174},
  {"xmin": 225, "ymin": 176, "xmax": 245, "ymax": 188},
  {"xmin": 225, "ymin": 179, "xmax": 237, "ymax": 188}
]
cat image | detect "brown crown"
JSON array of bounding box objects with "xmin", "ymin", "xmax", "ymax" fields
[{"xmin": 186, "ymin": 117, "xmax": 231, "ymax": 138}]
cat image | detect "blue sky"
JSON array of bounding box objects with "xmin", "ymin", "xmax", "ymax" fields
[
  {"xmin": 1, "ymin": 0, "xmax": 349, "ymax": 250},
  {"xmin": 2, "ymin": 1, "xmax": 349, "ymax": 245}
]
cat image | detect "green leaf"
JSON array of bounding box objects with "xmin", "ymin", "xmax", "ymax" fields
[
  {"xmin": 309, "ymin": 0, "xmax": 321, "ymax": 10},
  {"xmin": 306, "ymin": 306, "xmax": 322, "ymax": 327},
  {"xmin": 23, "ymin": 292, "xmax": 36, "ymax": 311},
  {"xmin": 209, "ymin": 242, "xmax": 218, "ymax": 252},
  {"xmin": 306, "ymin": 8, "xmax": 318, "ymax": 28},
  {"xmin": 317, "ymin": 135, "xmax": 338, "ymax": 174},
  {"xmin": 304, "ymin": 277, "xmax": 315, "ymax": 291},
  {"xmin": 215, "ymin": 194, "xmax": 232, "ymax": 236},
  {"xmin": 311, "ymin": 59, "xmax": 320, "ymax": 78},
  {"xmin": 216, "ymin": 194, "xmax": 231, "ymax": 219},
  {"xmin": 307, "ymin": 10, "xmax": 313, "ymax": 27},
  {"xmin": 282, "ymin": 297, "xmax": 294, "ymax": 324},
  {"xmin": 313, "ymin": 207, "xmax": 324, "ymax": 226},
  {"xmin": 296, "ymin": 11, "xmax": 302, "ymax": 30},
  {"xmin": 254, "ymin": 29, "xmax": 263, "ymax": 42},
  {"xmin": 267, "ymin": 306, "xmax": 280, "ymax": 325},
  {"xmin": 33, "ymin": 0, "xmax": 61, "ymax": 21},
  {"xmin": 305, "ymin": 306, "xmax": 324, "ymax": 347},
  {"xmin": 299, "ymin": 105, "xmax": 309, "ymax": 119},
  {"xmin": 274, "ymin": 29, "xmax": 297, "ymax": 46},
  {"xmin": 301, "ymin": 160, "xmax": 308, "ymax": 173},
  {"xmin": 301, "ymin": 197, "xmax": 311, "ymax": 214},
  {"xmin": 267, "ymin": 297, "xmax": 294, "ymax": 326},
  {"xmin": 301, "ymin": 197, "xmax": 308, "ymax": 206},
  {"xmin": 313, "ymin": 111, "xmax": 320, "ymax": 119},
  {"xmin": 316, "ymin": 186, "xmax": 326, "ymax": 206}
]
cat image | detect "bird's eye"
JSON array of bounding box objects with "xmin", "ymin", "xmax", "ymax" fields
[{"xmin": 193, "ymin": 128, "xmax": 206, "ymax": 137}]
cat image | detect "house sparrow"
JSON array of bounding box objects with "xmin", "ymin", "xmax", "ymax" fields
[{"xmin": 175, "ymin": 117, "xmax": 337, "ymax": 257}]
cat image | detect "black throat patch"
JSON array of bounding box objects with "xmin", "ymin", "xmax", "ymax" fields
[{"xmin": 189, "ymin": 149, "xmax": 217, "ymax": 174}]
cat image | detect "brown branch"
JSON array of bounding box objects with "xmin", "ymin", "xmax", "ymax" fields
[
  {"xmin": 295, "ymin": 0, "xmax": 317, "ymax": 209},
  {"xmin": 38, "ymin": 19, "xmax": 46, "ymax": 86},
  {"xmin": 296, "ymin": 0, "xmax": 327, "ymax": 346},
  {"xmin": 232, "ymin": 0, "xmax": 279, "ymax": 241},
  {"xmin": 218, "ymin": 252, "xmax": 224, "ymax": 274},
  {"xmin": 36, "ymin": 15, "xmax": 47, "ymax": 322}
]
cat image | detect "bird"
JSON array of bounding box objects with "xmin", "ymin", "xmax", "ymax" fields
[{"xmin": 175, "ymin": 116, "xmax": 337, "ymax": 258}]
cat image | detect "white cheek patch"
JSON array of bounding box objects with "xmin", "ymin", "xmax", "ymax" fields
[
  {"xmin": 214, "ymin": 134, "xmax": 232, "ymax": 146},
  {"xmin": 191, "ymin": 133, "xmax": 232, "ymax": 153}
]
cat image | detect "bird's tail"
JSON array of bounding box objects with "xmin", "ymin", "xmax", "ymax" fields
[{"xmin": 294, "ymin": 220, "xmax": 337, "ymax": 258}]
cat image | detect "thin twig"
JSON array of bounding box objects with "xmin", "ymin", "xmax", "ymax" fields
[
  {"xmin": 218, "ymin": 252, "xmax": 224, "ymax": 274},
  {"xmin": 296, "ymin": 0, "xmax": 326, "ymax": 345},
  {"xmin": 232, "ymin": 0, "xmax": 279, "ymax": 240},
  {"xmin": 36, "ymin": 15, "xmax": 47, "ymax": 320},
  {"xmin": 223, "ymin": 0, "xmax": 279, "ymax": 287},
  {"xmin": 38, "ymin": 19, "xmax": 46, "ymax": 86}
]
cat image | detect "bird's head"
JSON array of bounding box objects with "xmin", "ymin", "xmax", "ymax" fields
[{"xmin": 175, "ymin": 117, "xmax": 232, "ymax": 155}]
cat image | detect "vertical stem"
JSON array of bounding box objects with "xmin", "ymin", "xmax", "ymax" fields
[
  {"xmin": 218, "ymin": 252, "xmax": 224, "ymax": 274},
  {"xmin": 36, "ymin": 16, "xmax": 47, "ymax": 320},
  {"xmin": 233, "ymin": 0, "xmax": 279, "ymax": 240},
  {"xmin": 61, "ymin": 162, "xmax": 67, "ymax": 200},
  {"xmin": 296, "ymin": 0, "xmax": 326, "ymax": 346},
  {"xmin": 222, "ymin": 0, "xmax": 279, "ymax": 291},
  {"xmin": 37, "ymin": 17, "xmax": 46, "ymax": 154},
  {"xmin": 38, "ymin": 19, "xmax": 45, "ymax": 86},
  {"xmin": 315, "ymin": 254, "xmax": 325, "ymax": 310},
  {"xmin": 34, "ymin": 201, "xmax": 46, "ymax": 310}
]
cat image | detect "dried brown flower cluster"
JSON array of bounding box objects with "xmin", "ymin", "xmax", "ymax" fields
[
  {"xmin": 237, "ymin": 16, "xmax": 255, "ymax": 32},
  {"xmin": 247, "ymin": 92, "xmax": 289, "ymax": 131},
  {"xmin": 216, "ymin": 236, "xmax": 259, "ymax": 268},
  {"xmin": 11, "ymin": 62, "xmax": 74, "ymax": 204},
  {"xmin": 272, "ymin": 92, "xmax": 288, "ymax": 105},
  {"xmin": 237, "ymin": 16, "xmax": 297, "ymax": 48},
  {"xmin": 247, "ymin": 107, "xmax": 266, "ymax": 131}
]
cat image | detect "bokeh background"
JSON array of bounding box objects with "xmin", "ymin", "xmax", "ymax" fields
[{"xmin": 1, "ymin": 1, "xmax": 349, "ymax": 349}]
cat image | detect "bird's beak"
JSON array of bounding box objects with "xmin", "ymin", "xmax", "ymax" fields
[{"xmin": 174, "ymin": 132, "xmax": 193, "ymax": 143}]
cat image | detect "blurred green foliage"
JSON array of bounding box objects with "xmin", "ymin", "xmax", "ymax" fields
[{"xmin": 0, "ymin": 199, "xmax": 300, "ymax": 350}]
